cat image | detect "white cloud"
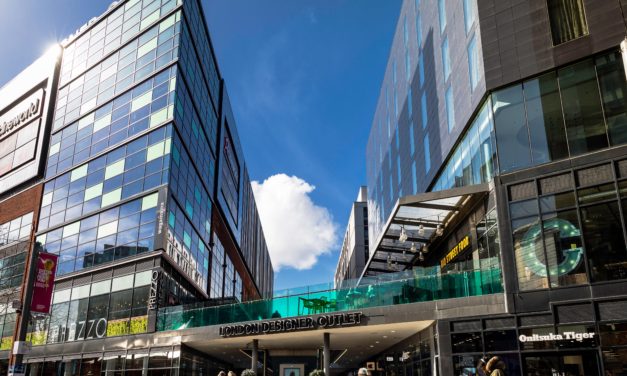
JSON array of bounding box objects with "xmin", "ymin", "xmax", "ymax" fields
[{"xmin": 252, "ymin": 174, "xmax": 338, "ymax": 271}]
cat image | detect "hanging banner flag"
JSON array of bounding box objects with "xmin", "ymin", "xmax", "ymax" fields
[{"xmin": 31, "ymin": 253, "xmax": 58, "ymax": 314}]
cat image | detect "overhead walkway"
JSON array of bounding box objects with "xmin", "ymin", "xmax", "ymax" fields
[{"xmin": 157, "ymin": 261, "xmax": 502, "ymax": 331}]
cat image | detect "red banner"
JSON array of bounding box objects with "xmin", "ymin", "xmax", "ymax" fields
[{"xmin": 31, "ymin": 253, "xmax": 58, "ymax": 314}]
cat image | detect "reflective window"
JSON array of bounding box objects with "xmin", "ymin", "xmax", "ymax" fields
[
  {"xmin": 441, "ymin": 37, "xmax": 450, "ymax": 80},
  {"xmin": 559, "ymin": 59, "xmax": 607, "ymax": 156},
  {"xmin": 407, "ymin": 87, "xmax": 413, "ymax": 118},
  {"xmin": 55, "ymin": 11, "xmax": 181, "ymax": 130},
  {"xmin": 421, "ymin": 92, "xmax": 427, "ymax": 129},
  {"xmin": 524, "ymin": 72, "xmax": 569, "ymax": 164},
  {"xmin": 451, "ymin": 332, "xmax": 482, "ymax": 353},
  {"xmin": 39, "ymin": 127, "xmax": 171, "ymax": 231},
  {"xmin": 463, "ymin": 0, "xmax": 476, "ymax": 34},
  {"xmin": 445, "ymin": 86, "xmax": 455, "ymax": 132},
  {"xmin": 0, "ymin": 212, "xmax": 33, "ymax": 245},
  {"xmin": 493, "ymin": 85, "xmax": 531, "ymax": 172},
  {"xmin": 415, "ymin": 13, "xmax": 422, "ymax": 47},
  {"xmin": 36, "ymin": 193, "xmax": 159, "ymax": 276},
  {"xmin": 438, "ymin": 0, "xmax": 446, "ymax": 33},
  {"xmin": 596, "ymin": 51, "xmax": 627, "ymax": 146},
  {"xmin": 467, "ymin": 35, "xmax": 480, "ymax": 90},
  {"xmin": 513, "ymin": 216, "xmax": 548, "ymax": 291},
  {"xmin": 547, "ymin": 0, "xmax": 589, "ymax": 45},
  {"xmin": 541, "ymin": 209, "xmax": 587, "ymax": 286},
  {"xmin": 583, "ymin": 202, "xmax": 627, "ymax": 282},
  {"xmin": 423, "ymin": 134, "xmax": 431, "ymax": 173}
]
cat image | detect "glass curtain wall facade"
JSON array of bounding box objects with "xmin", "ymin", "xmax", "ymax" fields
[{"xmin": 11, "ymin": 0, "xmax": 273, "ymax": 360}]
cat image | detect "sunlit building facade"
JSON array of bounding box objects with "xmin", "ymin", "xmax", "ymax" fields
[
  {"xmin": 334, "ymin": 187, "xmax": 369, "ymax": 288},
  {"xmin": 365, "ymin": 0, "xmax": 627, "ymax": 374},
  {"xmin": 0, "ymin": 0, "xmax": 273, "ymax": 374}
]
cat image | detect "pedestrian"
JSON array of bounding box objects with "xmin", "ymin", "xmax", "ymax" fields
[
  {"xmin": 228, "ymin": 371, "xmax": 237, "ymax": 376},
  {"xmin": 485, "ymin": 356, "xmax": 506, "ymax": 376},
  {"xmin": 357, "ymin": 367, "xmax": 369, "ymax": 376},
  {"xmin": 218, "ymin": 371, "xmax": 226, "ymax": 376},
  {"xmin": 476, "ymin": 356, "xmax": 488, "ymax": 376}
]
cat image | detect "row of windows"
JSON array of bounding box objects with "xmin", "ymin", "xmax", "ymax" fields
[
  {"xmin": 47, "ymin": 66, "xmax": 176, "ymax": 178},
  {"xmin": 36, "ymin": 192, "xmax": 159, "ymax": 276},
  {"xmin": 0, "ymin": 118, "xmax": 39, "ymax": 178},
  {"xmin": 178, "ymin": 19, "xmax": 220, "ymax": 141},
  {"xmin": 39, "ymin": 127, "xmax": 171, "ymax": 232},
  {"xmin": 170, "ymin": 133, "xmax": 212, "ymax": 245},
  {"xmin": 0, "ymin": 212, "xmax": 33, "ymax": 246},
  {"xmin": 0, "ymin": 251, "xmax": 26, "ymax": 292},
  {"xmin": 0, "ymin": 295, "xmax": 18, "ymax": 350},
  {"xmin": 172, "ymin": 67, "xmax": 217, "ymax": 196},
  {"xmin": 511, "ymin": 167, "xmax": 627, "ymax": 290},
  {"xmin": 55, "ymin": 11, "xmax": 181, "ymax": 130},
  {"xmin": 60, "ymin": 0, "xmax": 180, "ymax": 86},
  {"xmin": 495, "ymin": 51, "xmax": 627, "ymax": 173},
  {"xmin": 167, "ymin": 198, "xmax": 209, "ymax": 293},
  {"xmin": 181, "ymin": 0, "xmax": 220, "ymax": 109}
]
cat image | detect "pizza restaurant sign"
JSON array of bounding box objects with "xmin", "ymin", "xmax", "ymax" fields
[
  {"xmin": 219, "ymin": 312, "xmax": 364, "ymax": 337},
  {"xmin": 518, "ymin": 331, "xmax": 595, "ymax": 343},
  {"xmin": 0, "ymin": 89, "xmax": 44, "ymax": 141}
]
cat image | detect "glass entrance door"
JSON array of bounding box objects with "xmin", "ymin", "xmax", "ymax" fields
[{"xmin": 523, "ymin": 351, "xmax": 600, "ymax": 376}]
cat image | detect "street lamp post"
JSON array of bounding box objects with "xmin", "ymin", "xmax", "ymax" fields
[{"xmin": 8, "ymin": 241, "xmax": 41, "ymax": 376}]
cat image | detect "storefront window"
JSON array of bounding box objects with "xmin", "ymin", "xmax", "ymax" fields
[
  {"xmin": 79, "ymin": 357, "xmax": 101, "ymax": 376},
  {"xmin": 524, "ymin": 352, "xmax": 599, "ymax": 375},
  {"xmin": 555, "ymin": 324, "xmax": 598, "ymax": 349},
  {"xmin": 581, "ymin": 202, "xmax": 627, "ymax": 282},
  {"xmin": 541, "ymin": 209, "xmax": 587, "ymax": 287},
  {"xmin": 513, "ymin": 216, "xmax": 548, "ymax": 291},
  {"xmin": 452, "ymin": 332, "xmax": 482, "ymax": 353},
  {"xmin": 603, "ymin": 348, "xmax": 627, "ymax": 375},
  {"xmin": 600, "ymin": 322, "xmax": 627, "ymax": 346},
  {"xmin": 484, "ymin": 330, "xmax": 518, "ymax": 352}
]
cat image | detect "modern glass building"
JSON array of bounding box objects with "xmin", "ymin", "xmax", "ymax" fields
[
  {"xmin": 0, "ymin": 0, "xmax": 273, "ymax": 374},
  {"xmin": 334, "ymin": 187, "xmax": 369, "ymax": 288},
  {"xmin": 363, "ymin": 0, "xmax": 627, "ymax": 374}
]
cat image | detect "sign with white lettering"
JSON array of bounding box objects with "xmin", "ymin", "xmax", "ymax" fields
[
  {"xmin": 0, "ymin": 89, "xmax": 43, "ymax": 142},
  {"xmin": 219, "ymin": 312, "xmax": 364, "ymax": 337},
  {"xmin": 518, "ymin": 331, "xmax": 595, "ymax": 343}
]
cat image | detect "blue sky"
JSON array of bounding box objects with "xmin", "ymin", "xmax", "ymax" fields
[{"xmin": 0, "ymin": 0, "xmax": 401, "ymax": 291}]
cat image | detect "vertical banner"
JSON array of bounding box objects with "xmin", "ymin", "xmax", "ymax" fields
[{"xmin": 31, "ymin": 253, "xmax": 58, "ymax": 314}]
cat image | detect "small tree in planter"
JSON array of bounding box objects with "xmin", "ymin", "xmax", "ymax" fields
[
  {"xmin": 242, "ymin": 369, "xmax": 256, "ymax": 376},
  {"xmin": 309, "ymin": 370, "xmax": 325, "ymax": 376}
]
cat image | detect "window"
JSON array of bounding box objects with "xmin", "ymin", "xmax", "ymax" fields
[
  {"xmin": 409, "ymin": 123, "xmax": 415, "ymax": 155},
  {"xmin": 442, "ymin": 37, "xmax": 451, "ymax": 80},
  {"xmin": 559, "ymin": 59, "xmax": 607, "ymax": 156},
  {"xmin": 596, "ymin": 51, "xmax": 627, "ymax": 146},
  {"xmin": 583, "ymin": 202, "xmax": 627, "ymax": 282},
  {"xmin": 523, "ymin": 72, "xmax": 569, "ymax": 164},
  {"xmin": 467, "ymin": 35, "xmax": 480, "ymax": 90},
  {"xmin": 463, "ymin": 0, "xmax": 476, "ymax": 34},
  {"xmin": 445, "ymin": 86, "xmax": 455, "ymax": 132},
  {"xmin": 403, "ymin": 16, "xmax": 409, "ymax": 48},
  {"xmin": 421, "ymin": 92, "xmax": 427, "ymax": 129},
  {"xmin": 419, "ymin": 53, "xmax": 425, "ymax": 87},
  {"xmin": 493, "ymin": 85, "xmax": 531, "ymax": 172},
  {"xmin": 416, "ymin": 13, "xmax": 422, "ymax": 47},
  {"xmin": 412, "ymin": 161, "xmax": 417, "ymax": 193},
  {"xmin": 394, "ymin": 91, "xmax": 398, "ymax": 119},
  {"xmin": 407, "ymin": 87, "xmax": 413, "ymax": 118},
  {"xmin": 547, "ymin": 0, "xmax": 589, "ymax": 45},
  {"xmin": 405, "ymin": 50, "xmax": 411, "ymax": 82},
  {"xmin": 423, "ymin": 134, "xmax": 431, "ymax": 173},
  {"xmin": 438, "ymin": 0, "xmax": 446, "ymax": 33}
]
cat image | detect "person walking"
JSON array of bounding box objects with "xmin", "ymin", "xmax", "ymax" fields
[
  {"xmin": 357, "ymin": 367, "xmax": 370, "ymax": 376},
  {"xmin": 485, "ymin": 356, "xmax": 506, "ymax": 376}
]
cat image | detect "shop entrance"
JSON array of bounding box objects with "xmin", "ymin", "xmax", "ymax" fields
[{"xmin": 522, "ymin": 351, "xmax": 600, "ymax": 376}]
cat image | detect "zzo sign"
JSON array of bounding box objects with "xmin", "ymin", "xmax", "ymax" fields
[{"xmin": 49, "ymin": 318, "xmax": 108, "ymax": 342}]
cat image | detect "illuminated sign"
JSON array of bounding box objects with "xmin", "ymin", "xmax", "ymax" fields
[
  {"xmin": 440, "ymin": 235, "xmax": 470, "ymax": 268},
  {"xmin": 219, "ymin": 312, "xmax": 364, "ymax": 337},
  {"xmin": 0, "ymin": 89, "xmax": 43, "ymax": 142},
  {"xmin": 518, "ymin": 331, "xmax": 595, "ymax": 342}
]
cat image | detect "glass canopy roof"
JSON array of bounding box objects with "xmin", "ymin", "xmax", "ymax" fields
[{"xmin": 361, "ymin": 183, "xmax": 491, "ymax": 279}]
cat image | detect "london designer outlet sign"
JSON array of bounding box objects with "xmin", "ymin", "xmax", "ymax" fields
[
  {"xmin": 219, "ymin": 312, "xmax": 364, "ymax": 337},
  {"xmin": 0, "ymin": 89, "xmax": 44, "ymax": 142}
]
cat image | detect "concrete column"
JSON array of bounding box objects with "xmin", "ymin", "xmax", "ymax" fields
[
  {"xmin": 252, "ymin": 339, "xmax": 259, "ymax": 374},
  {"xmin": 323, "ymin": 332, "xmax": 330, "ymax": 376}
]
